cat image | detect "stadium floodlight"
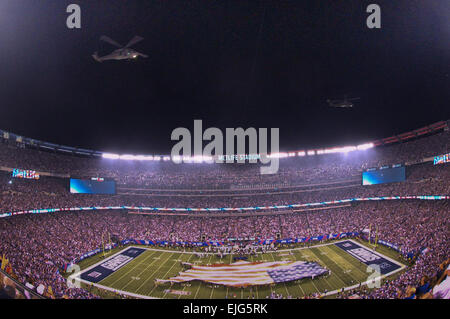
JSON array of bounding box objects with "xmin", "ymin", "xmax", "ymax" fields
[
  {"xmin": 172, "ymin": 155, "xmax": 182, "ymax": 163},
  {"xmin": 182, "ymin": 156, "xmax": 192, "ymax": 163},
  {"xmin": 153, "ymin": 156, "xmax": 161, "ymax": 161},
  {"xmin": 163, "ymin": 156, "xmax": 171, "ymax": 161},
  {"xmin": 203, "ymin": 156, "xmax": 214, "ymax": 163},
  {"xmin": 307, "ymin": 150, "xmax": 315, "ymax": 156},
  {"xmin": 102, "ymin": 153, "xmax": 120, "ymax": 159},
  {"xmin": 297, "ymin": 151, "xmax": 306, "ymax": 156},
  {"xmin": 192, "ymin": 156, "xmax": 204, "ymax": 163},
  {"xmin": 288, "ymin": 152, "xmax": 296, "ymax": 157},
  {"xmin": 134, "ymin": 155, "xmax": 153, "ymax": 161},
  {"xmin": 340, "ymin": 146, "xmax": 357, "ymax": 153},
  {"xmin": 119, "ymin": 154, "xmax": 135, "ymax": 160},
  {"xmin": 268, "ymin": 152, "xmax": 288, "ymax": 158},
  {"xmin": 357, "ymin": 143, "xmax": 374, "ymax": 150}
]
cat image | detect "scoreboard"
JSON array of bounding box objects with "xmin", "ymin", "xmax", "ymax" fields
[
  {"xmin": 70, "ymin": 178, "xmax": 116, "ymax": 194},
  {"xmin": 362, "ymin": 166, "xmax": 406, "ymax": 185}
]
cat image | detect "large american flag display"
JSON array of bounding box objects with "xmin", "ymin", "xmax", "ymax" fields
[{"xmin": 169, "ymin": 260, "xmax": 328, "ymax": 287}]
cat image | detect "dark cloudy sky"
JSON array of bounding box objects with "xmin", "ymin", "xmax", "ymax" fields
[{"xmin": 0, "ymin": 0, "xmax": 448, "ymax": 154}]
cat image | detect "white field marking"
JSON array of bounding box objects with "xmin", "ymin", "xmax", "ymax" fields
[
  {"xmin": 106, "ymin": 250, "xmax": 159, "ymax": 288},
  {"xmin": 308, "ymin": 248, "xmax": 338, "ymax": 290},
  {"xmin": 209, "ymin": 283, "xmax": 215, "ymax": 299},
  {"xmin": 199, "ymin": 253, "xmax": 215, "ymax": 299},
  {"xmin": 324, "ymin": 245, "xmax": 368, "ymax": 280},
  {"xmin": 313, "ymin": 246, "xmax": 349, "ymax": 288},
  {"xmin": 136, "ymin": 252, "xmax": 176, "ymax": 294},
  {"xmin": 268, "ymin": 252, "xmax": 290, "ymax": 297},
  {"xmin": 159, "ymin": 254, "xmax": 190, "ymax": 298},
  {"xmin": 302, "ymin": 252, "xmax": 321, "ymax": 295},
  {"xmin": 249, "ymin": 254, "xmax": 260, "ymax": 299},
  {"xmin": 177, "ymin": 254, "xmax": 195, "ymax": 300},
  {"xmin": 153, "ymin": 257, "xmax": 161, "ymax": 260}
]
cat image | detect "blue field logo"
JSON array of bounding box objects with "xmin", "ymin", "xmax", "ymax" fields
[{"xmin": 80, "ymin": 247, "xmax": 146, "ymax": 283}]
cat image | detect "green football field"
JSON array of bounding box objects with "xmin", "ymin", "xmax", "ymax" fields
[{"xmin": 74, "ymin": 240, "xmax": 406, "ymax": 299}]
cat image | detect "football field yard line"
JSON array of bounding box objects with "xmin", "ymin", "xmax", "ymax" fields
[
  {"xmin": 249, "ymin": 254, "xmax": 259, "ymax": 299},
  {"xmin": 161, "ymin": 253, "xmax": 191, "ymax": 298},
  {"xmin": 314, "ymin": 246, "xmax": 358, "ymax": 289},
  {"xmin": 268, "ymin": 251, "xmax": 290, "ymax": 297},
  {"xmin": 324, "ymin": 245, "xmax": 369, "ymax": 282},
  {"xmin": 104, "ymin": 250, "xmax": 159, "ymax": 288},
  {"xmin": 312, "ymin": 246, "xmax": 355, "ymax": 287},
  {"xmin": 177, "ymin": 253, "xmax": 195, "ymax": 299},
  {"xmin": 308, "ymin": 247, "xmax": 337, "ymax": 291},
  {"xmin": 114, "ymin": 250, "xmax": 163, "ymax": 291},
  {"xmin": 194, "ymin": 253, "xmax": 214, "ymax": 299},
  {"xmin": 292, "ymin": 250, "xmax": 321, "ymax": 296},
  {"xmin": 136, "ymin": 252, "xmax": 176, "ymax": 294}
]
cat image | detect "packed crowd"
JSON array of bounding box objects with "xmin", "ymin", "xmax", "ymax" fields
[
  {"xmin": 0, "ymin": 129, "xmax": 448, "ymax": 189},
  {"xmin": 0, "ymin": 128, "xmax": 448, "ymax": 299},
  {"xmin": 0, "ymin": 161, "xmax": 448, "ymax": 215},
  {"xmin": 0, "ymin": 200, "xmax": 448, "ymax": 299}
]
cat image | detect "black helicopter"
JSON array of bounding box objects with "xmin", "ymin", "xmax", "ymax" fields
[{"xmin": 327, "ymin": 95, "xmax": 360, "ymax": 108}]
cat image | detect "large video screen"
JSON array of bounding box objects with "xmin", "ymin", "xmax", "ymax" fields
[
  {"xmin": 70, "ymin": 179, "xmax": 116, "ymax": 194},
  {"xmin": 362, "ymin": 166, "xmax": 406, "ymax": 185}
]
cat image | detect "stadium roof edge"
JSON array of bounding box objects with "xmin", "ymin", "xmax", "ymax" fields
[{"xmin": 0, "ymin": 120, "xmax": 447, "ymax": 161}]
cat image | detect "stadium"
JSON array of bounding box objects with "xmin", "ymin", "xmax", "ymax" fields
[
  {"xmin": 0, "ymin": 1, "xmax": 448, "ymax": 306},
  {"xmin": 0, "ymin": 120, "xmax": 448, "ymax": 299}
]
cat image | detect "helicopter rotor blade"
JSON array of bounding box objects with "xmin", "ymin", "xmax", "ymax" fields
[
  {"xmin": 136, "ymin": 51, "xmax": 148, "ymax": 58},
  {"xmin": 100, "ymin": 36, "xmax": 123, "ymax": 48},
  {"xmin": 125, "ymin": 36, "xmax": 144, "ymax": 48}
]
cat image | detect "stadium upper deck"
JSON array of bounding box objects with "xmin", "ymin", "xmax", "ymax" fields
[{"xmin": 0, "ymin": 121, "xmax": 448, "ymax": 190}]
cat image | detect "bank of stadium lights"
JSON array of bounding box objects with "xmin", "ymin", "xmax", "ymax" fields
[
  {"xmin": 102, "ymin": 153, "xmax": 159, "ymax": 161},
  {"xmin": 171, "ymin": 155, "xmax": 213, "ymax": 163},
  {"xmin": 101, "ymin": 142, "xmax": 374, "ymax": 162}
]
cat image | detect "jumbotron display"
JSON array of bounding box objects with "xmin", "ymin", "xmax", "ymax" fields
[
  {"xmin": 362, "ymin": 166, "xmax": 406, "ymax": 185},
  {"xmin": 69, "ymin": 179, "xmax": 116, "ymax": 194}
]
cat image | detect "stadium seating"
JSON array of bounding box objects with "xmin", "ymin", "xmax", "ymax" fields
[{"xmin": 0, "ymin": 129, "xmax": 448, "ymax": 299}]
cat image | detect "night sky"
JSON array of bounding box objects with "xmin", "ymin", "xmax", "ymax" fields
[{"xmin": 0, "ymin": 0, "xmax": 448, "ymax": 154}]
